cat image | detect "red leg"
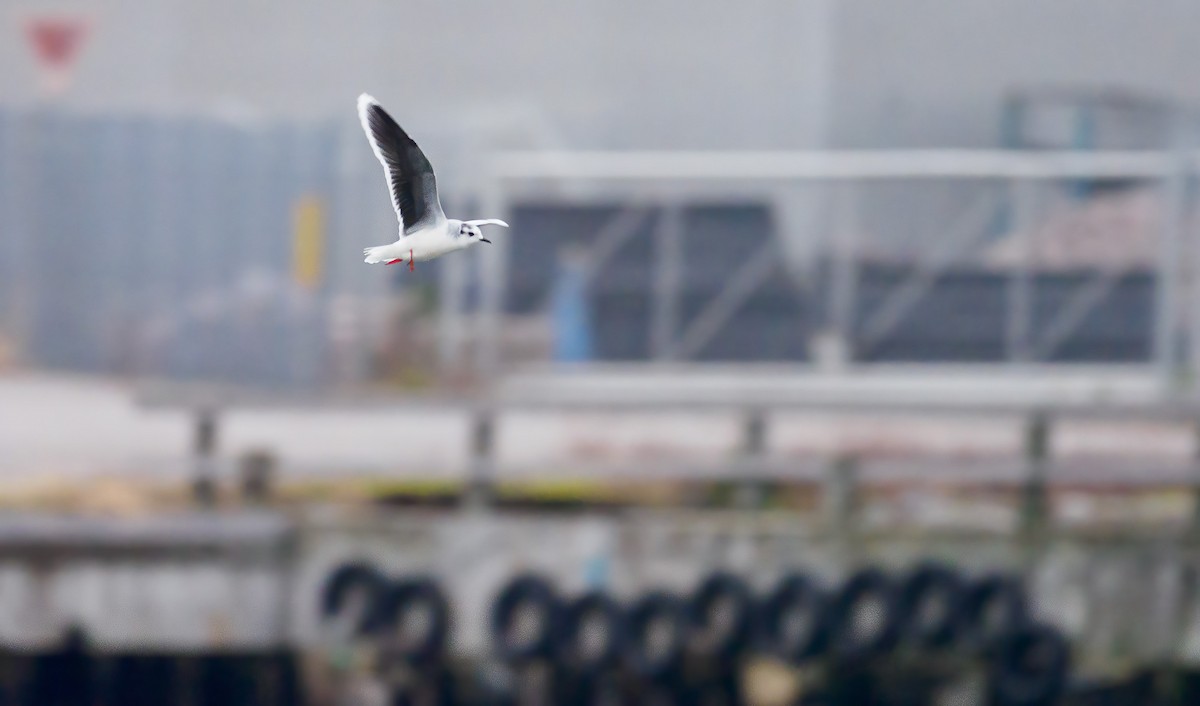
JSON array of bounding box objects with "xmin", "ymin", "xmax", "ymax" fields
[
  {"xmin": 409, "ymin": 250, "xmax": 415, "ymax": 272},
  {"xmin": 384, "ymin": 259, "xmax": 402, "ymax": 265}
]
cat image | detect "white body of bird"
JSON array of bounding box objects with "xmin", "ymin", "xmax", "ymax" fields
[
  {"xmin": 363, "ymin": 219, "xmax": 467, "ymax": 264},
  {"xmin": 356, "ymin": 93, "xmax": 508, "ymax": 268}
]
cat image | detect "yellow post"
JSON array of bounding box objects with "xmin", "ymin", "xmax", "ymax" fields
[{"xmin": 292, "ymin": 195, "xmax": 324, "ymax": 290}]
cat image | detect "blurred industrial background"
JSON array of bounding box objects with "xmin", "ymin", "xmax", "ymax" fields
[{"xmin": 4, "ymin": 1, "xmax": 1200, "ymax": 704}]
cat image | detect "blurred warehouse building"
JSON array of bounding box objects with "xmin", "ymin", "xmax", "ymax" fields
[{"xmin": 2, "ymin": 1, "xmax": 1200, "ymax": 385}]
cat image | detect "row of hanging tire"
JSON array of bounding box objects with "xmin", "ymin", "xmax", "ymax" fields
[{"xmin": 321, "ymin": 561, "xmax": 1070, "ymax": 706}]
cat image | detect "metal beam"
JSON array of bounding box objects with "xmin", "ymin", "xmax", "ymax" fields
[
  {"xmin": 537, "ymin": 205, "xmax": 655, "ymax": 312},
  {"xmin": 488, "ymin": 149, "xmax": 1200, "ymax": 182},
  {"xmin": 1032, "ymin": 268, "xmax": 1129, "ymax": 361},
  {"xmin": 672, "ymin": 240, "xmax": 779, "ymax": 359},
  {"xmin": 137, "ymin": 365, "xmax": 1195, "ymax": 418},
  {"xmin": 579, "ymin": 206, "xmax": 655, "ymax": 284},
  {"xmin": 858, "ymin": 193, "xmax": 998, "ymax": 351}
]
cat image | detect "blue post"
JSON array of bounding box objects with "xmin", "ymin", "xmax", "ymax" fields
[{"xmin": 551, "ymin": 248, "xmax": 593, "ymax": 362}]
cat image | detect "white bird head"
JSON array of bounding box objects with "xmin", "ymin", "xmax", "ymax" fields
[{"xmin": 458, "ymin": 218, "xmax": 509, "ymax": 245}]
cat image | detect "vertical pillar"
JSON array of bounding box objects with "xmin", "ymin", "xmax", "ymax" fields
[
  {"xmin": 652, "ymin": 204, "xmax": 684, "ymax": 360},
  {"xmin": 1007, "ymin": 179, "xmax": 1037, "ymax": 363},
  {"xmin": 1189, "ymin": 421, "xmax": 1200, "ymax": 538},
  {"xmin": 1156, "ymin": 120, "xmax": 1189, "ymax": 391},
  {"xmin": 829, "ymin": 183, "xmax": 860, "ymax": 362},
  {"xmin": 824, "ymin": 454, "xmax": 860, "ymax": 558},
  {"xmin": 734, "ymin": 408, "xmax": 769, "ymax": 509},
  {"xmin": 1018, "ymin": 412, "xmax": 1051, "ymax": 555},
  {"xmin": 551, "ymin": 246, "xmax": 593, "ymax": 363},
  {"xmin": 465, "ymin": 407, "xmax": 495, "ymax": 510},
  {"xmin": 475, "ymin": 180, "xmax": 509, "ymax": 374},
  {"xmin": 192, "ymin": 409, "xmax": 218, "ymax": 506}
]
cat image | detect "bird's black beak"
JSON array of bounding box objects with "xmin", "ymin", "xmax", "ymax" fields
[{"xmin": 481, "ymin": 238, "xmax": 492, "ymax": 244}]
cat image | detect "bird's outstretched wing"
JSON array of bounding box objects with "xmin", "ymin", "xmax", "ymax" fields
[
  {"xmin": 465, "ymin": 219, "xmax": 509, "ymax": 228},
  {"xmin": 357, "ymin": 93, "xmax": 445, "ymax": 234}
]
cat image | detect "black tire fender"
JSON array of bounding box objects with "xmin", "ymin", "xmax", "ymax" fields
[
  {"xmin": 374, "ymin": 576, "xmax": 451, "ymax": 663},
  {"xmin": 961, "ymin": 572, "xmax": 1029, "ymax": 654},
  {"xmin": 828, "ymin": 567, "xmax": 901, "ymax": 662},
  {"xmin": 896, "ymin": 561, "xmax": 966, "ymax": 650},
  {"xmin": 490, "ymin": 574, "xmax": 562, "ymax": 662},
  {"xmin": 688, "ymin": 571, "xmax": 757, "ymax": 659},
  {"xmin": 758, "ymin": 572, "xmax": 831, "ymax": 664},
  {"xmin": 557, "ymin": 591, "xmax": 626, "ymax": 674},
  {"xmin": 988, "ymin": 624, "xmax": 1070, "ymax": 706},
  {"xmin": 624, "ymin": 591, "xmax": 689, "ymax": 681},
  {"xmin": 319, "ymin": 561, "xmax": 387, "ymax": 636}
]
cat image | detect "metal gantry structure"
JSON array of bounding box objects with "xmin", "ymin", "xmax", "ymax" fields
[{"xmin": 452, "ymin": 148, "xmax": 1200, "ymax": 393}]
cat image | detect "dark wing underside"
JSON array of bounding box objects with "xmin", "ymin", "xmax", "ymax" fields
[{"xmin": 357, "ymin": 94, "xmax": 444, "ymax": 233}]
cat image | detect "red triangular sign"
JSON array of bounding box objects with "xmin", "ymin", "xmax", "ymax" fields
[{"xmin": 25, "ymin": 16, "xmax": 90, "ymax": 95}]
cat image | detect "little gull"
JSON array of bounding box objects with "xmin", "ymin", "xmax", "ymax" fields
[{"xmin": 357, "ymin": 93, "xmax": 508, "ymax": 271}]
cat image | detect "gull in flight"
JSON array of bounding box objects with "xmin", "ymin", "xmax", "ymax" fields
[{"xmin": 358, "ymin": 93, "xmax": 508, "ymax": 271}]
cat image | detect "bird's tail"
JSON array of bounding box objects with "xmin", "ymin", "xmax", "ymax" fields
[{"xmin": 363, "ymin": 246, "xmax": 390, "ymax": 264}]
